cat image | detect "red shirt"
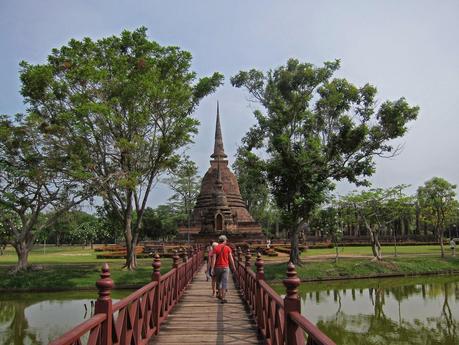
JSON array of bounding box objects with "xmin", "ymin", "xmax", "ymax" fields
[{"xmin": 213, "ymin": 243, "xmax": 232, "ymax": 268}]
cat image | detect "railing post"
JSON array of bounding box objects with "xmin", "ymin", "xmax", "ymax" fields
[
  {"xmin": 152, "ymin": 253, "xmax": 162, "ymax": 335},
  {"xmin": 283, "ymin": 262, "xmax": 305, "ymax": 345},
  {"xmin": 245, "ymin": 248, "xmax": 251, "ymax": 302},
  {"xmin": 245, "ymin": 248, "xmax": 252, "ymax": 268},
  {"xmin": 235, "ymin": 247, "xmax": 242, "ymax": 289},
  {"xmin": 255, "ymin": 252, "xmax": 265, "ymax": 331},
  {"xmin": 95, "ymin": 263, "xmax": 114, "ymax": 345},
  {"xmin": 173, "ymin": 250, "xmax": 180, "ymax": 302}
]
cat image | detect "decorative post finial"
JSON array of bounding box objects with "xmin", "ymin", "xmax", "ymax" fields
[
  {"xmin": 245, "ymin": 248, "xmax": 251, "ymax": 268},
  {"xmin": 96, "ymin": 263, "xmax": 114, "ymax": 301},
  {"xmin": 282, "ymin": 261, "xmax": 305, "ymax": 344},
  {"xmin": 172, "ymin": 250, "xmax": 180, "ymax": 268},
  {"xmin": 152, "ymin": 253, "xmax": 161, "ymax": 281},
  {"xmin": 237, "ymin": 247, "xmax": 243, "ymax": 262},
  {"xmin": 255, "ymin": 252, "xmax": 265, "ymax": 280},
  {"xmin": 283, "ymin": 262, "xmax": 300, "ymax": 299}
]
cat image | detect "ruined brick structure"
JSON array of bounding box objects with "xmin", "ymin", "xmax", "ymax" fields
[{"xmin": 178, "ymin": 104, "xmax": 263, "ymax": 242}]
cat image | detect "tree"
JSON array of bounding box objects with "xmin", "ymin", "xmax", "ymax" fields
[
  {"xmin": 417, "ymin": 177, "xmax": 457, "ymax": 257},
  {"xmin": 20, "ymin": 27, "xmax": 223, "ymax": 270},
  {"xmin": 71, "ymin": 213, "xmax": 106, "ymax": 249},
  {"xmin": 231, "ymin": 59, "xmax": 419, "ymax": 263},
  {"xmin": 0, "ymin": 213, "xmax": 12, "ymax": 255},
  {"xmin": 0, "ymin": 114, "xmax": 89, "ymax": 271},
  {"xmin": 232, "ymin": 147, "xmax": 282, "ymax": 236},
  {"xmin": 340, "ymin": 186, "xmax": 414, "ymax": 260},
  {"xmin": 310, "ymin": 205, "xmax": 343, "ymax": 262},
  {"xmin": 142, "ymin": 205, "xmax": 180, "ymax": 240},
  {"xmin": 163, "ymin": 155, "xmax": 201, "ymax": 239}
]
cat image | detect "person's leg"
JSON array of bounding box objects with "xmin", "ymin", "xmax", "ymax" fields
[
  {"xmin": 220, "ymin": 268, "xmax": 229, "ymax": 303},
  {"xmin": 215, "ymin": 268, "xmax": 223, "ymax": 298},
  {"xmin": 212, "ymin": 273, "xmax": 217, "ymax": 295}
]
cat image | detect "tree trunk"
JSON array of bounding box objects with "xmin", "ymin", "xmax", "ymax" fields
[
  {"xmin": 334, "ymin": 238, "xmax": 339, "ymax": 263},
  {"xmin": 369, "ymin": 229, "xmax": 382, "ymax": 260},
  {"xmin": 393, "ymin": 229, "xmax": 398, "ymax": 257},
  {"xmin": 289, "ymin": 227, "xmax": 300, "ymax": 265},
  {"xmin": 439, "ymin": 229, "xmax": 445, "ymax": 258},
  {"xmin": 13, "ymin": 241, "xmax": 31, "ymax": 271},
  {"xmin": 0, "ymin": 245, "xmax": 5, "ymax": 256}
]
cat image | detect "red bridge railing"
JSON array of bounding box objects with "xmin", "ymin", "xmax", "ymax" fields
[
  {"xmin": 50, "ymin": 245, "xmax": 204, "ymax": 345},
  {"xmin": 233, "ymin": 248, "xmax": 336, "ymax": 345}
]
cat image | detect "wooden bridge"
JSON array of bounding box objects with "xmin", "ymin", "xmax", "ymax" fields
[{"xmin": 49, "ymin": 245, "xmax": 336, "ymax": 345}]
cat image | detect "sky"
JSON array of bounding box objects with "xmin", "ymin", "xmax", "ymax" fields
[{"xmin": 1, "ymin": 0, "xmax": 458, "ymax": 207}]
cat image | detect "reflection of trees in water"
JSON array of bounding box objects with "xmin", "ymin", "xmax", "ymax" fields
[
  {"xmin": 310, "ymin": 281, "xmax": 459, "ymax": 345},
  {"xmin": 0, "ymin": 300, "xmax": 40, "ymax": 345}
]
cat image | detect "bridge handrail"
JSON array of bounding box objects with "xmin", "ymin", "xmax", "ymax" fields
[
  {"xmin": 49, "ymin": 245, "xmax": 204, "ymax": 345},
  {"xmin": 233, "ymin": 248, "xmax": 336, "ymax": 345}
]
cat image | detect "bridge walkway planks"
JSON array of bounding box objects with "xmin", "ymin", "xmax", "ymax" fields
[{"xmin": 149, "ymin": 264, "xmax": 263, "ymax": 345}]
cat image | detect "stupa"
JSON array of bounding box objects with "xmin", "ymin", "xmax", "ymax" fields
[{"xmin": 178, "ymin": 103, "xmax": 263, "ymax": 242}]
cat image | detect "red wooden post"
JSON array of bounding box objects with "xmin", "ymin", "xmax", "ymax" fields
[
  {"xmin": 245, "ymin": 248, "xmax": 251, "ymax": 268},
  {"xmin": 173, "ymin": 250, "xmax": 180, "ymax": 302},
  {"xmin": 95, "ymin": 263, "xmax": 114, "ymax": 345},
  {"xmin": 235, "ymin": 247, "xmax": 242, "ymax": 290},
  {"xmin": 245, "ymin": 248, "xmax": 251, "ymax": 301},
  {"xmin": 255, "ymin": 252, "xmax": 265, "ymax": 331},
  {"xmin": 152, "ymin": 253, "xmax": 161, "ymax": 334},
  {"xmin": 283, "ymin": 262, "xmax": 305, "ymax": 345}
]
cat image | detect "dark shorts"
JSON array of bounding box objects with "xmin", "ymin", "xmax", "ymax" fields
[{"xmin": 214, "ymin": 267, "xmax": 229, "ymax": 290}]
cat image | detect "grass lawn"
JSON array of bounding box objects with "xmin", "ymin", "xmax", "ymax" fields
[
  {"xmin": 0, "ymin": 245, "xmax": 172, "ymax": 290},
  {"xmin": 302, "ymin": 244, "xmax": 445, "ymax": 257},
  {"xmin": 263, "ymin": 256, "xmax": 459, "ymax": 282}
]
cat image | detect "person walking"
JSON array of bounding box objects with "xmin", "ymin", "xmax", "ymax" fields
[
  {"xmin": 450, "ymin": 238, "xmax": 456, "ymax": 257},
  {"xmin": 208, "ymin": 242, "xmax": 218, "ymax": 295},
  {"xmin": 211, "ymin": 235, "xmax": 235, "ymax": 304}
]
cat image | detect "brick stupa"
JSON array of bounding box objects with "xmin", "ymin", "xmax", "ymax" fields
[{"xmin": 178, "ymin": 104, "xmax": 263, "ymax": 242}]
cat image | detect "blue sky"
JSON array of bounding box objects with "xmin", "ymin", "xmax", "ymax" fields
[{"xmin": 1, "ymin": 0, "xmax": 458, "ymax": 206}]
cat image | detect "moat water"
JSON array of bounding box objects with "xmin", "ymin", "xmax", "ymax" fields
[
  {"xmin": 1, "ymin": 275, "xmax": 459, "ymax": 345},
  {"xmin": 0, "ymin": 290, "xmax": 132, "ymax": 345},
  {"xmin": 272, "ymin": 275, "xmax": 459, "ymax": 345}
]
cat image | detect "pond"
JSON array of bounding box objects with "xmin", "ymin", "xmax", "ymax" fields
[
  {"xmin": 0, "ymin": 290, "xmax": 133, "ymax": 345},
  {"xmin": 272, "ymin": 275, "xmax": 459, "ymax": 345}
]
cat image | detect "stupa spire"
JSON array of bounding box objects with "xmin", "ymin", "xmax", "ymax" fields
[{"xmin": 211, "ymin": 101, "xmax": 227, "ymax": 160}]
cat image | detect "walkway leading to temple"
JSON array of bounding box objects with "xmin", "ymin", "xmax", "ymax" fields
[
  {"xmin": 149, "ymin": 265, "xmax": 262, "ymax": 345},
  {"xmin": 50, "ymin": 246, "xmax": 335, "ymax": 345}
]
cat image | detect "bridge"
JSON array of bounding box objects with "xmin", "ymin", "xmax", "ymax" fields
[{"xmin": 49, "ymin": 245, "xmax": 335, "ymax": 345}]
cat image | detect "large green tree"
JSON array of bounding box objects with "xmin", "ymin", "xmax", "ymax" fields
[
  {"xmin": 231, "ymin": 59, "xmax": 419, "ymax": 263},
  {"xmin": 20, "ymin": 28, "xmax": 223, "ymax": 269},
  {"xmin": 417, "ymin": 177, "xmax": 457, "ymax": 257},
  {"xmin": 0, "ymin": 114, "xmax": 91, "ymax": 270}
]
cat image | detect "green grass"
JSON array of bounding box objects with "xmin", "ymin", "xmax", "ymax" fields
[
  {"xmin": 0, "ymin": 245, "xmax": 172, "ymax": 290},
  {"xmin": 302, "ymin": 244, "xmax": 444, "ymax": 257},
  {"xmin": 263, "ymin": 256, "xmax": 459, "ymax": 282}
]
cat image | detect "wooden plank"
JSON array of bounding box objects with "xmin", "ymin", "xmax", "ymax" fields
[{"xmin": 149, "ymin": 265, "xmax": 262, "ymax": 345}]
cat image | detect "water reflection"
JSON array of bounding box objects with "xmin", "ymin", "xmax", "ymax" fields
[
  {"xmin": 0, "ymin": 290, "xmax": 132, "ymax": 345},
  {"xmin": 288, "ymin": 276, "xmax": 459, "ymax": 345}
]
